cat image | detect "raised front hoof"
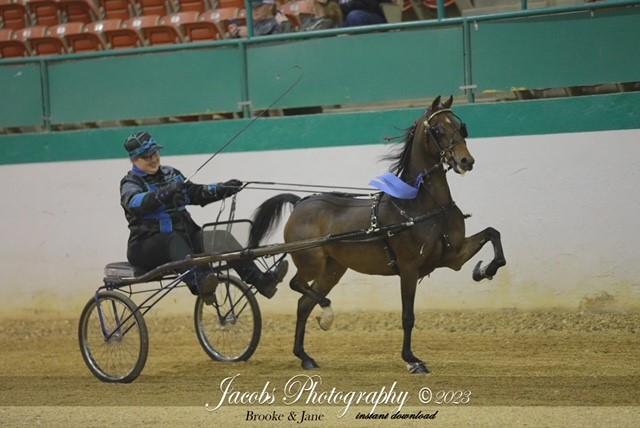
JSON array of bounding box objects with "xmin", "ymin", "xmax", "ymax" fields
[
  {"xmin": 406, "ymin": 361, "xmax": 430, "ymax": 374},
  {"xmin": 472, "ymin": 260, "xmax": 493, "ymax": 281},
  {"xmin": 301, "ymin": 359, "xmax": 320, "ymax": 370}
]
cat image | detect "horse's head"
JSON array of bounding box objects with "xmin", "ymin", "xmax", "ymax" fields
[{"xmin": 421, "ymin": 96, "xmax": 474, "ymax": 174}]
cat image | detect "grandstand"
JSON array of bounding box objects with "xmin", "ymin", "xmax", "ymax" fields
[{"xmin": 0, "ymin": 0, "xmax": 639, "ymax": 140}]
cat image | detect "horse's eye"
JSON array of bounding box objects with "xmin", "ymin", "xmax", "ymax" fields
[{"xmin": 427, "ymin": 125, "xmax": 441, "ymax": 141}]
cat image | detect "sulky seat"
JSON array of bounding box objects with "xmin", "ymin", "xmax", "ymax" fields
[{"xmin": 104, "ymin": 261, "xmax": 151, "ymax": 281}]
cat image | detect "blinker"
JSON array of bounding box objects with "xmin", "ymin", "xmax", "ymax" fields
[{"xmin": 460, "ymin": 123, "xmax": 468, "ymax": 138}]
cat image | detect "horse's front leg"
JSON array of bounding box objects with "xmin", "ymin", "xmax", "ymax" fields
[
  {"xmin": 400, "ymin": 273, "xmax": 430, "ymax": 374},
  {"xmin": 292, "ymin": 278, "xmax": 321, "ymax": 370},
  {"xmin": 445, "ymin": 227, "xmax": 506, "ymax": 281},
  {"xmin": 290, "ymin": 263, "xmax": 346, "ymax": 370}
]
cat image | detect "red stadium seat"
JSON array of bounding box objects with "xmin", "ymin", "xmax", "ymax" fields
[
  {"xmin": 138, "ymin": 0, "xmax": 174, "ymax": 16},
  {"xmin": 58, "ymin": 0, "xmax": 100, "ymax": 23},
  {"xmin": 217, "ymin": 0, "xmax": 244, "ymax": 8},
  {"xmin": 26, "ymin": 0, "xmax": 61, "ymax": 26},
  {"xmin": 0, "ymin": 0, "xmax": 31, "ymax": 30},
  {"xmin": 174, "ymin": 0, "xmax": 209, "ymax": 13},
  {"xmin": 56, "ymin": 21, "xmax": 106, "ymax": 52},
  {"xmin": 15, "ymin": 25, "xmax": 67, "ymax": 55},
  {"xmin": 0, "ymin": 27, "xmax": 31, "ymax": 57},
  {"xmin": 423, "ymin": 0, "xmax": 455, "ymax": 8},
  {"xmin": 202, "ymin": 7, "xmax": 243, "ymax": 35},
  {"xmin": 127, "ymin": 14, "xmax": 184, "ymax": 46},
  {"xmin": 99, "ymin": 0, "xmax": 136, "ymax": 20},
  {"xmin": 90, "ymin": 17, "xmax": 143, "ymax": 49},
  {"xmin": 281, "ymin": 0, "xmax": 314, "ymax": 29},
  {"xmin": 167, "ymin": 10, "xmax": 223, "ymax": 42}
]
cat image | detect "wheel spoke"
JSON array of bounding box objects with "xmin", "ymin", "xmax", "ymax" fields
[{"xmin": 195, "ymin": 276, "xmax": 261, "ymax": 362}]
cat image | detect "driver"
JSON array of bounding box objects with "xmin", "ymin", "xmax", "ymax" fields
[{"xmin": 119, "ymin": 131, "xmax": 288, "ymax": 303}]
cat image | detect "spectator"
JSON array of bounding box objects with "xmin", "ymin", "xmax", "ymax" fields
[
  {"xmin": 229, "ymin": 0, "xmax": 293, "ymax": 38},
  {"xmin": 301, "ymin": 0, "xmax": 344, "ymax": 31},
  {"xmin": 338, "ymin": 0, "xmax": 388, "ymax": 27}
]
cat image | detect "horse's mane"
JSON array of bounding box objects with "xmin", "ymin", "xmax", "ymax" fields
[
  {"xmin": 383, "ymin": 104, "xmax": 447, "ymax": 178},
  {"xmin": 381, "ymin": 123, "xmax": 418, "ymax": 179}
]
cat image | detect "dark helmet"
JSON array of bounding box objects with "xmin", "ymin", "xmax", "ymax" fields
[{"xmin": 124, "ymin": 131, "xmax": 163, "ymax": 158}]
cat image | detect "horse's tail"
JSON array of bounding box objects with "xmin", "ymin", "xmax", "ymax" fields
[{"xmin": 249, "ymin": 193, "xmax": 301, "ymax": 248}]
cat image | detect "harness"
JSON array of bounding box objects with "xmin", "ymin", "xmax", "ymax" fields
[
  {"xmin": 367, "ymin": 191, "xmax": 456, "ymax": 274},
  {"xmin": 364, "ymin": 107, "xmax": 468, "ymax": 274}
]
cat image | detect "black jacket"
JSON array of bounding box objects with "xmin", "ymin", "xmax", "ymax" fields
[{"xmin": 120, "ymin": 165, "xmax": 223, "ymax": 247}]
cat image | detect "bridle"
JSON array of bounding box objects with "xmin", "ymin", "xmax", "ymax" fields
[
  {"xmin": 404, "ymin": 107, "xmax": 470, "ymax": 195},
  {"xmin": 373, "ymin": 106, "xmax": 468, "ymax": 233},
  {"xmin": 422, "ymin": 108, "xmax": 468, "ymax": 168}
]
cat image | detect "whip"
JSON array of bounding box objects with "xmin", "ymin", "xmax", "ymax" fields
[{"xmin": 187, "ymin": 65, "xmax": 304, "ymax": 182}]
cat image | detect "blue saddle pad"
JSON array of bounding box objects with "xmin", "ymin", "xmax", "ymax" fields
[{"xmin": 369, "ymin": 172, "xmax": 418, "ymax": 199}]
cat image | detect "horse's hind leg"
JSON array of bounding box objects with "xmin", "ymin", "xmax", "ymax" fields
[{"xmin": 444, "ymin": 227, "xmax": 506, "ymax": 281}]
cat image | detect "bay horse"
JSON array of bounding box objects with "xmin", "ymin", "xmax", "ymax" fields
[{"xmin": 249, "ymin": 96, "xmax": 506, "ymax": 373}]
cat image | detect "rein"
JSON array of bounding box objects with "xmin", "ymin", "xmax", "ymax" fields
[{"xmin": 243, "ymin": 180, "xmax": 371, "ymax": 196}]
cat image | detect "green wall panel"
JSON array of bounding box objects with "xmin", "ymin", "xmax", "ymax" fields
[
  {"xmin": 2, "ymin": 92, "xmax": 639, "ymax": 165},
  {"xmin": 471, "ymin": 9, "xmax": 640, "ymax": 92},
  {"xmin": 246, "ymin": 26, "xmax": 465, "ymax": 109},
  {"xmin": 47, "ymin": 47, "xmax": 244, "ymax": 125},
  {"xmin": 1, "ymin": 2, "xmax": 639, "ymax": 131},
  {"xmin": 0, "ymin": 63, "xmax": 44, "ymax": 128}
]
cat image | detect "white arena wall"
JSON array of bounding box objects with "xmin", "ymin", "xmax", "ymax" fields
[{"xmin": 1, "ymin": 128, "xmax": 639, "ymax": 317}]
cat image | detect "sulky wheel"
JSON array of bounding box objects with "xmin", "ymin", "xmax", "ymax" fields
[
  {"xmin": 194, "ymin": 275, "xmax": 261, "ymax": 362},
  {"xmin": 78, "ymin": 291, "xmax": 148, "ymax": 383}
]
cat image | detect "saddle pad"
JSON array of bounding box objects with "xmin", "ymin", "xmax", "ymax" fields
[{"xmin": 369, "ymin": 172, "xmax": 418, "ymax": 199}]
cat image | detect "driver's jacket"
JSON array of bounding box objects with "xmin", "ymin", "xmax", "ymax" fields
[{"xmin": 120, "ymin": 165, "xmax": 223, "ymax": 248}]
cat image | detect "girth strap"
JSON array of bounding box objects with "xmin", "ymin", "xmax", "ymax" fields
[
  {"xmin": 368, "ymin": 193, "xmax": 400, "ymax": 274},
  {"xmin": 366, "ymin": 194, "xmax": 459, "ymax": 275}
]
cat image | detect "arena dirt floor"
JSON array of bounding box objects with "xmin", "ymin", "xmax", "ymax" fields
[{"xmin": 1, "ymin": 308, "xmax": 639, "ymax": 427}]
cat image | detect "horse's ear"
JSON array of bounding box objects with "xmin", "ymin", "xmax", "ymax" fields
[
  {"xmin": 443, "ymin": 95, "xmax": 453, "ymax": 109},
  {"xmin": 430, "ymin": 96, "xmax": 442, "ymax": 111}
]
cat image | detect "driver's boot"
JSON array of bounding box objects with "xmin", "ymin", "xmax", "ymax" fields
[
  {"xmin": 186, "ymin": 268, "xmax": 218, "ymax": 305},
  {"xmin": 231, "ymin": 260, "xmax": 288, "ymax": 299}
]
